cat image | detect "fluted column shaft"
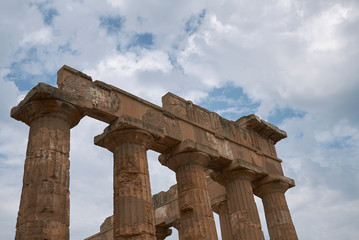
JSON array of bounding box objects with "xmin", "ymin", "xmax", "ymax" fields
[
  {"xmin": 255, "ymin": 182, "xmax": 298, "ymax": 240},
  {"xmin": 214, "ymin": 170, "xmax": 264, "ymax": 240},
  {"xmin": 14, "ymin": 100, "xmax": 82, "ymax": 240},
  {"xmin": 98, "ymin": 129, "xmax": 156, "ymax": 240},
  {"xmin": 212, "ymin": 201, "xmax": 232, "ymax": 240},
  {"xmin": 162, "ymin": 152, "xmax": 218, "ymax": 240}
]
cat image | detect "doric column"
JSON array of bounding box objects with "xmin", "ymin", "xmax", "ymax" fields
[
  {"xmin": 254, "ymin": 177, "xmax": 298, "ymax": 240},
  {"xmin": 95, "ymin": 128, "xmax": 156, "ymax": 240},
  {"xmin": 12, "ymin": 99, "xmax": 83, "ymax": 240},
  {"xmin": 156, "ymin": 226, "xmax": 172, "ymax": 240},
  {"xmin": 160, "ymin": 151, "xmax": 218, "ymax": 240},
  {"xmin": 212, "ymin": 170, "xmax": 265, "ymax": 240},
  {"xmin": 212, "ymin": 200, "xmax": 232, "ymax": 240}
]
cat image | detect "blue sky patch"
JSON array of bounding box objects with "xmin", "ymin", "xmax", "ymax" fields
[
  {"xmin": 7, "ymin": 64, "xmax": 56, "ymax": 91},
  {"xmin": 326, "ymin": 136, "xmax": 353, "ymax": 149},
  {"xmin": 136, "ymin": 16, "xmax": 143, "ymax": 24},
  {"xmin": 6, "ymin": 48, "xmax": 56, "ymax": 91},
  {"xmin": 0, "ymin": 153, "xmax": 6, "ymax": 160},
  {"xmin": 268, "ymin": 107, "xmax": 306, "ymax": 125},
  {"xmin": 129, "ymin": 33, "xmax": 154, "ymax": 49},
  {"xmin": 168, "ymin": 53, "xmax": 183, "ymax": 71},
  {"xmin": 32, "ymin": 2, "xmax": 59, "ymax": 25},
  {"xmin": 199, "ymin": 83, "xmax": 259, "ymax": 121},
  {"xmin": 99, "ymin": 16, "xmax": 123, "ymax": 35},
  {"xmin": 116, "ymin": 44, "xmax": 122, "ymax": 51},
  {"xmin": 58, "ymin": 42, "xmax": 77, "ymax": 55},
  {"xmin": 185, "ymin": 9, "xmax": 207, "ymax": 35},
  {"xmin": 7, "ymin": 48, "xmax": 39, "ymax": 90}
]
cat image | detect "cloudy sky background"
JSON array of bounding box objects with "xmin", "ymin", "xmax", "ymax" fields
[{"xmin": 1, "ymin": 0, "xmax": 359, "ymax": 239}]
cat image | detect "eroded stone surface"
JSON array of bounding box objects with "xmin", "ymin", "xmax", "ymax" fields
[
  {"xmin": 13, "ymin": 99, "xmax": 82, "ymax": 240},
  {"xmin": 212, "ymin": 170, "xmax": 265, "ymax": 240},
  {"xmin": 95, "ymin": 128, "xmax": 156, "ymax": 240},
  {"xmin": 11, "ymin": 65, "xmax": 298, "ymax": 240},
  {"xmin": 254, "ymin": 177, "xmax": 298, "ymax": 240},
  {"xmin": 56, "ymin": 65, "xmax": 285, "ymax": 174},
  {"xmin": 160, "ymin": 151, "xmax": 218, "ymax": 240}
]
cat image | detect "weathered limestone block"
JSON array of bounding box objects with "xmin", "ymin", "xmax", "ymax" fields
[
  {"xmin": 95, "ymin": 127, "xmax": 156, "ymax": 240},
  {"xmin": 11, "ymin": 66, "xmax": 298, "ymax": 240},
  {"xmin": 160, "ymin": 150, "xmax": 218, "ymax": 240},
  {"xmin": 212, "ymin": 169, "xmax": 265, "ymax": 240},
  {"xmin": 153, "ymin": 185, "xmax": 180, "ymax": 228},
  {"xmin": 254, "ymin": 176, "xmax": 298, "ymax": 240},
  {"xmin": 57, "ymin": 66, "xmax": 287, "ymax": 176},
  {"xmin": 11, "ymin": 99, "xmax": 83, "ymax": 240}
]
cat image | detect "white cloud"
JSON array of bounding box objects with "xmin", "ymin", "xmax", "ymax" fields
[
  {"xmin": 277, "ymin": 113, "xmax": 359, "ymax": 238},
  {"xmin": 20, "ymin": 28, "xmax": 53, "ymax": 46},
  {"xmin": 1, "ymin": 0, "xmax": 359, "ymax": 239},
  {"xmin": 0, "ymin": 69, "xmax": 27, "ymax": 239},
  {"xmin": 296, "ymin": 4, "xmax": 350, "ymax": 52}
]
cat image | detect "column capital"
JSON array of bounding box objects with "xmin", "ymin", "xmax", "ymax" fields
[
  {"xmin": 159, "ymin": 139, "xmax": 218, "ymax": 171},
  {"xmin": 11, "ymin": 99, "xmax": 83, "ymax": 128},
  {"xmin": 211, "ymin": 169, "xmax": 259, "ymax": 186},
  {"xmin": 159, "ymin": 151, "xmax": 210, "ymax": 171},
  {"xmin": 253, "ymin": 175, "xmax": 295, "ymax": 198},
  {"xmin": 95, "ymin": 128, "xmax": 154, "ymax": 153}
]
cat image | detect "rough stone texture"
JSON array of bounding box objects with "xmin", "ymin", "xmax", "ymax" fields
[
  {"xmin": 254, "ymin": 177, "xmax": 298, "ymax": 240},
  {"xmin": 160, "ymin": 151, "xmax": 218, "ymax": 240},
  {"xmin": 153, "ymin": 185, "xmax": 180, "ymax": 228},
  {"xmin": 56, "ymin": 65, "xmax": 286, "ymax": 176},
  {"xmin": 237, "ymin": 114, "xmax": 287, "ymax": 144},
  {"xmin": 12, "ymin": 99, "xmax": 82, "ymax": 240},
  {"xmin": 11, "ymin": 65, "xmax": 298, "ymax": 240},
  {"xmin": 86, "ymin": 174, "xmax": 299, "ymax": 240},
  {"xmin": 95, "ymin": 128, "xmax": 156, "ymax": 240},
  {"xmin": 213, "ymin": 170, "xmax": 265, "ymax": 240},
  {"xmin": 87, "ymin": 171, "xmax": 227, "ymax": 240}
]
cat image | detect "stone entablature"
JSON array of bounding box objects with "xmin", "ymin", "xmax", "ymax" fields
[{"xmin": 11, "ymin": 65, "xmax": 298, "ymax": 240}]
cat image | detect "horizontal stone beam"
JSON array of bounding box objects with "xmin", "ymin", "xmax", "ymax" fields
[
  {"xmin": 56, "ymin": 65, "xmax": 286, "ymax": 175},
  {"xmin": 12, "ymin": 65, "xmax": 288, "ymax": 177}
]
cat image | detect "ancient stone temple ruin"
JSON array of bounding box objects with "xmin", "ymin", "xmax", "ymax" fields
[{"xmin": 12, "ymin": 65, "xmax": 298, "ymax": 240}]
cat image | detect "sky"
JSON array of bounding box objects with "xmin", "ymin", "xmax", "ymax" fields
[{"xmin": 0, "ymin": 0, "xmax": 358, "ymax": 239}]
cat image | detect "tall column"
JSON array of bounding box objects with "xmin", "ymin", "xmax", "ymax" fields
[
  {"xmin": 13, "ymin": 99, "xmax": 83, "ymax": 240},
  {"xmin": 254, "ymin": 178, "xmax": 298, "ymax": 240},
  {"xmin": 95, "ymin": 128, "xmax": 156, "ymax": 240},
  {"xmin": 213, "ymin": 170, "xmax": 265, "ymax": 240},
  {"xmin": 212, "ymin": 200, "xmax": 232, "ymax": 240},
  {"xmin": 160, "ymin": 151, "xmax": 218, "ymax": 240}
]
